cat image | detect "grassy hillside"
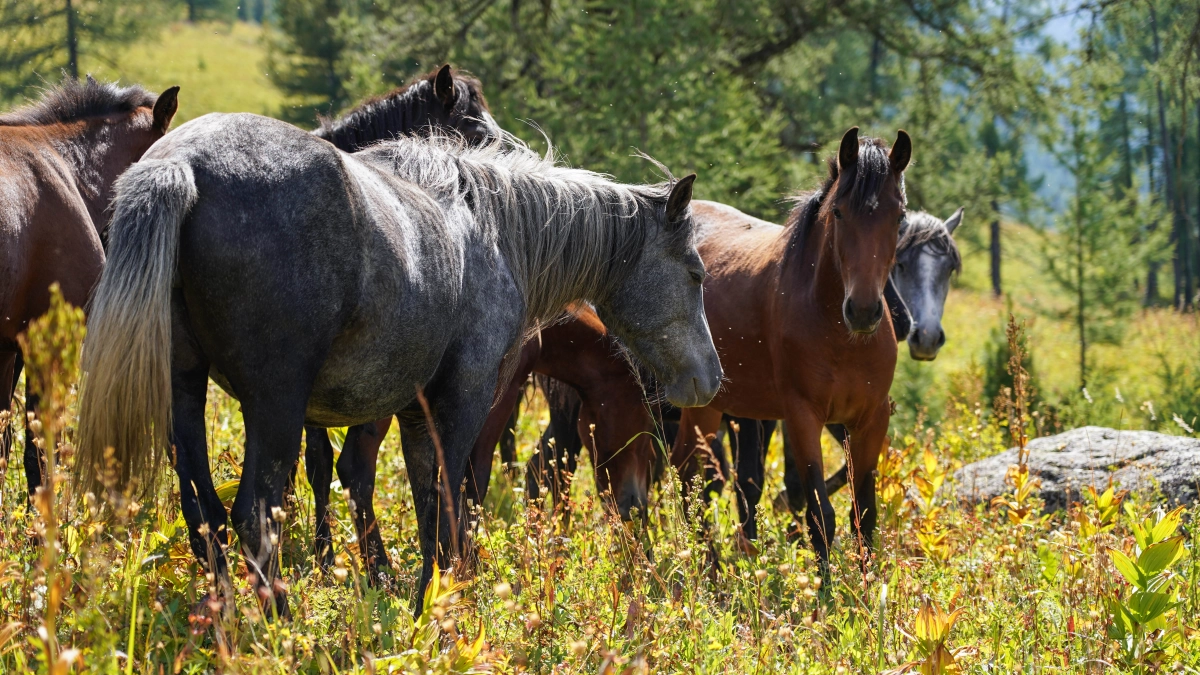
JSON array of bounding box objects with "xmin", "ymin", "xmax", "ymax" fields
[{"xmin": 88, "ymin": 21, "xmax": 284, "ymax": 124}]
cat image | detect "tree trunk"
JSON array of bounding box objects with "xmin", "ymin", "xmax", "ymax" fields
[
  {"xmin": 867, "ymin": 36, "xmax": 882, "ymax": 99},
  {"xmin": 990, "ymin": 200, "xmax": 1002, "ymax": 297},
  {"xmin": 188, "ymin": 0, "xmax": 197, "ymax": 22},
  {"xmin": 1146, "ymin": 111, "xmax": 1160, "ymax": 305},
  {"xmin": 1075, "ymin": 134, "xmax": 1086, "ymax": 389},
  {"xmin": 1150, "ymin": 2, "xmax": 1184, "ymax": 309},
  {"xmin": 65, "ymin": 0, "xmax": 77, "ymax": 79}
]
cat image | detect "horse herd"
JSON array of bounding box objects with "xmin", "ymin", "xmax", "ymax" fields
[{"xmin": 0, "ymin": 67, "xmax": 964, "ymax": 619}]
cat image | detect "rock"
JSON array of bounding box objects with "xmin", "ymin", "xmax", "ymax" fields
[{"xmin": 954, "ymin": 426, "xmax": 1200, "ymax": 512}]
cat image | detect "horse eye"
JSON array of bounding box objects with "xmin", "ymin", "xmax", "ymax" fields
[
  {"xmin": 689, "ymin": 269, "xmax": 705, "ymax": 285},
  {"xmin": 833, "ymin": 208, "xmax": 843, "ymax": 220}
]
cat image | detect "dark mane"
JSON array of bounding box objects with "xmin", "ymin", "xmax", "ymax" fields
[
  {"xmin": 314, "ymin": 67, "xmax": 488, "ymax": 152},
  {"xmin": 897, "ymin": 211, "xmax": 962, "ymax": 273},
  {"xmin": 0, "ymin": 77, "xmax": 156, "ymax": 127},
  {"xmin": 784, "ymin": 136, "xmax": 902, "ymax": 249}
]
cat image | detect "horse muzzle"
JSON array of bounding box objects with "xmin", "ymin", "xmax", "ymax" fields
[
  {"xmin": 664, "ymin": 357, "xmax": 722, "ymax": 408},
  {"xmin": 843, "ymin": 296, "xmax": 884, "ymax": 334},
  {"xmin": 907, "ymin": 326, "xmax": 946, "ymax": 361}
]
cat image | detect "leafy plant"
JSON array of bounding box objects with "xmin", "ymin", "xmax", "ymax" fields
[{"xmin": 1105, "ymin": 506, "xmax": 1191, "ymax": 672}]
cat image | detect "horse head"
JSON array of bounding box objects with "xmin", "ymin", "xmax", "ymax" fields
[
  {"xmin": 823, "ymin": 127, "xmax": 911, "ymax": 335},
  {"xmin": 430, "ymin": 65, "xmax": 500, "ymax": 145},
  {"xmin": 596, "ymin": 174, "xmax": 723, "ymax": 408},
  {"xmin": 893, "ymin": 207, "xmax": 963, "ymax": 360}
]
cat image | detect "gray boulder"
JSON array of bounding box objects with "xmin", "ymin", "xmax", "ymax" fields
[{"xmin": 954, "ymin": 426, "xmax": 1200, "ymax": 512}]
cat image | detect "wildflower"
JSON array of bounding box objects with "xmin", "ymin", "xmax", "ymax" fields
[
  {"xmin": 777, "ymin": 563, "xmax": 791, "ymax": 576},
  {"xmin": 570, "ymin": 640, "xmax": 588, "ymax": 657},
  {"xmin": 754, "ymin": 569, "xmax": 768, "ymax": 582},
  {"xmin": 494, "ymin": 581, "xmax": 512, "ymax": 599},
  {"xmin": 271, "ymin": 506, "xmax": 288, "ymax": 523}
]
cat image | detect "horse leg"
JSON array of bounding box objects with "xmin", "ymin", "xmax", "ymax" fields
[
  {"xmin": 824, "ymin": 424, "xmax": 850, "ymax": 495},
  {"xmin": 729, "ymin": 416, "xmax": 767, "ymax": 544},
  {"xmin": 335, "ymin": 419, "xmax": 391, "ymax": 584},
  {"xmin": 169, "ymin": 320, "xmax": 232, "ymax": 613},
  {"xmin": 0, "ymin": 351, "xmax": 15, "ymax": 478},
  {"xmin": 670, "ymin": 405, "xmax": 724, "ymax": 498},
  {"xmin": 23, "ymin": 358, "xmax": 44, "ymax": 497},
  {"xmin": 782, "ymin": 405, "xmax": 835, "ymax": 577},
  {"xmin": 304, "ymin": 426, "xmax": 336, "ymax": 571},
  {"xmin": 498, "ymin": 387, "xmax": 522, "ymax": 476},
  {"xmin": 846, "ymin": 404, "xmax": 888, "ymax": 564},
  {"xmin": 466, "ymin": 361, "xmax": 532, "ymax": 509},
  {"xmin": 526, "ymin": 385, "xmax": 581, "ymax": 508},
  {"xmin": 398, "ymin": 350, "xmax": 510, "ymax": 612}
]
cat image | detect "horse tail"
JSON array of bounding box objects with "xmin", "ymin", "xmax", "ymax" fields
[{"xmin": 76, "ymin": 159, "xmax": 197, "ymax": 496}]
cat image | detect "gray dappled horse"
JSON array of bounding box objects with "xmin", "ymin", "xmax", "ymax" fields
[
  {"xmin": 301, "ymin": 64, "xmax": 502, "ymax": 574},
  {"xmin": 76, "ymin": 117, "xmax": 722, "ymax": 618}
]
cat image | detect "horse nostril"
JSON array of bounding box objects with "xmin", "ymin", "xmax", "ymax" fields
[
  {"xmin": 872, "ymin": 300, "xmax": 884, "ymax": 322},
  {"xmin": 936, "ymin": 329, "xmax": 946, "ymax": 347}
]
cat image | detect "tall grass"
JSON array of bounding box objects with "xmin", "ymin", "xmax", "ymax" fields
[{"xmin": 1, "ymin": 294, "xmax": 1197, "ymax": 673}]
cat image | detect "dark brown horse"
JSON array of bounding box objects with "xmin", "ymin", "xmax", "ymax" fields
[
  {"xmin": 469, "ymin": 307, "xmax": 658, "ymax": 519},
  {"xmin": 672, "ymin": 128, "xmax": 910, "ymax": 570},
  {"xmin": 0, "ymin": 78, "xmax": 178, "ymax": 494}
]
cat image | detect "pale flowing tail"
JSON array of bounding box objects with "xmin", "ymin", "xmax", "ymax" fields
[{"xmin": 76, "ymin": 159, "xmax": 197, "ymax": 495}]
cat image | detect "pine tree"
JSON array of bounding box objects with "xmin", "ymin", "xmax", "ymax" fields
[
  {"xmin": 0, "ymin": 0, "xmax": 167, "ymax": 104},
  {"xmin": 1041, "ymin": 67, "xmax": 1167, "ymax": 388}
]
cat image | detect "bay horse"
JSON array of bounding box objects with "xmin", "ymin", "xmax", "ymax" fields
[
  {"xmin": 76, "ymin": 119, "xmax": 721, "ymax": 617},
  {"xmin": 299, "ymin": 64, "xmax": 501, "ymax": 571},
  {"xmin": 0, "ymin": 77, "xmax": 178, "ymax": 497},
  {"xmin": 721, "ymin": 206, "xmax": 964, "ymax": 536},
  {"xmin": 671, "ymin": 127, "xmax": 910, "ymax": 571}
]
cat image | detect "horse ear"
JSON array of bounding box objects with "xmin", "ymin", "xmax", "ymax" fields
[
  {"xmin": 666, "ymin": 174, "xmax": 696, "ymax": 225},
  {"xmin": 890, "ymin": 129, "xmax": 912, "ymax": 174},
  {"xmin": 838, "ymin": 126, "xmax": 860, "ymax": 173},
  {"xmin": 152, "ymin": 86, "xmax": 180, "ymax": 133},
  {"xmin": 434, "ymin": 65, "xmax": 456, "ymax": 107},
  {"xmin": 943, "ymin": 206, "xmax": 964, "ymax": 234}
]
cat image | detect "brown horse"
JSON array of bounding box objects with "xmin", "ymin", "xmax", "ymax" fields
[
  {"xmin": 672, "ymin": 128, "xmax": 910, "ymax": 570},
  {"xmin": 0, "ymin": 78, "xmax": 178, "ymax": 494},
  {"xmin": 468, "ymin": 307, "xmax": 658, "ymax": 519}
]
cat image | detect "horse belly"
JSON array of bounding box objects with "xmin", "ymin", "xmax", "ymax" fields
[{"xmin": 305, "ymin": 303, "xmax": 458, "ymax": 426}]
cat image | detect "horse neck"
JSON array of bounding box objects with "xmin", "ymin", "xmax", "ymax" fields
[
  {"xmin": 493, "ymin": 182, "xmax": 647, "ymax": 327},
  {"xmin": 785, "ymin": 210, "xmax": 845, "ymax": 316},
  {"xmin": 319, "ymin": 85, "xmax": 432, "ymax": 152},
  {"xmin": 47, "ymin": 119, "xmax": 142, "ymax": 230}
]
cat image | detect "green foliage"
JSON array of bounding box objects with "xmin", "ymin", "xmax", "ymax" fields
[
  {"xmin": 0, "ymin": 0, "xmax": 170, "ymax": 104},
  {"xmin": 981, "ymin": 311, "xmax": 1037, "ymax": 413},
  {"xmin": 1037, "ymin": 47, "xmax": 1168, "ymax": 390},
  {"xmin": 1105, "ymin": 506, "xmax": 1191, "ymax": 673}
]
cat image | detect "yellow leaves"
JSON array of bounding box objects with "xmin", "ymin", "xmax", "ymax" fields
[
  {"xmin": 913, "ymin": 599, "xmax": 962, "ymax": 646},
  {"xmin": 990, "ymin": 462, "xmax": 1041, "ymax": 526},
  {"xmin": 885, "ymin": 595, "xmax": 973, "ymax": 675}
]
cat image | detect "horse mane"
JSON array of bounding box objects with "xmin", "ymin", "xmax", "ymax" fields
[
  {"xmin": 784, "ymin": 136, "xmax": 903, "ymax": 249},
  {"xmin": 376, "ymin": 132, "xmax": 682, "ymax": 328},
  {"xmin": 0, "ymin": 77, "xmax": 156, "ymax": 127},
  {"xmin": 314, "ymin": 67, "xmax": 488, "ymax": 151},
  {"xmin": 897, "ymin": 211, "xmax": 962, "ymax": 273}
]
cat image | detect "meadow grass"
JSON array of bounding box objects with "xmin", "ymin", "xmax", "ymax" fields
[
  {"xmin": 87, "ymin": 21, "xmax": 285, "ymax": 126},
  {"xmin": 0, "ymin": 292, "xmax": 1197, "ymax": 674}
]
